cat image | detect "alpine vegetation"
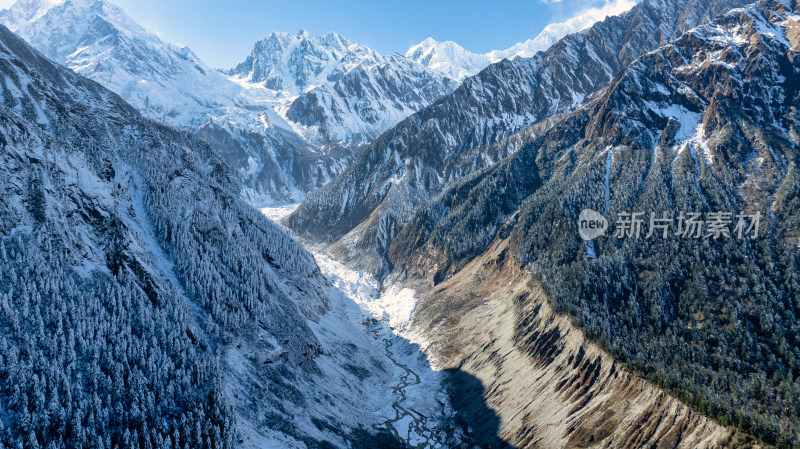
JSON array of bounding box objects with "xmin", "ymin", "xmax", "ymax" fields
[
  {"xmin": 286, "ymin": 0, "xmax": 753, "ymax": 273},
  {"xmin": 389, "ymin": 0, "xmax": 800, "ymax": 445}
]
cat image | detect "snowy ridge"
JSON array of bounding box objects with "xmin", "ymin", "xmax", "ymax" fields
[
  {"xmin": 229, "ymin": 28, "xmax": 458, "ymax": 145},
  {"xmin": 0, "ymin": 0, "xmax": 330, "ymax": 206},
  {"xmin": 230, "ymin": 29, "xmax": 383, "ymax": 95},
  {"xmin": 283, "ymin": 53, "xmax": 458, "ymax": 143},
  {"xmin": 405, "ymin": 38, "xmax": 494, "ymax": 82},
  {"xmin": 230, "ymin": 29, "xmax": 458, "ymax": 144}
]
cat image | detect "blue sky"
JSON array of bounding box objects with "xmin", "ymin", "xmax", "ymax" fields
[
  {"xmin": 0, "ymin": 0, "xmax": 635, "ymax": 68},
  {"xmin": 113, "ymin": 0, "xmax": 636, "ymax": 68}
]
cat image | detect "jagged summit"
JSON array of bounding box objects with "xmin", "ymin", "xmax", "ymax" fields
[
  {"xmin": 0, "ymin": 0, "xmax": 153, "ymax": 61},
  {"xmin": 230, "ymin": 28, "xmax": 381, "ymax": 94},
  {"xmin": 405, "ymin": 38, "xmax": 491, "ymax": 81},
  {"xmin": 227, "ymin": 27, "xmax": 458, "ymax": 143}
]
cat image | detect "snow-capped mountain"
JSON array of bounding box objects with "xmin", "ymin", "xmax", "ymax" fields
[
  {"xmin": 406, "ymin": 0, "xmax": 638, "ymax": 81},
  {"xmin": 390, "ymin": 0, "xmax": 800, "ymax": 444},
  {"xmin": 287, "ymin": 0, "xmax": 752, "ymax": 272},
  {"xmin": 0, "ymin": 0, "xmax": 456, "ymax": 205},
  {"xmin": 405, "ymin": 38, "xmax": 493, "ymax": 83},
  {"xmin": 233, "ymin": 29, "xmax": 458, "ymax": 144},
  {"xmin": 284, "ymin": 53, "xmax": 459, "ymax": 143},
  {"xmin": 0, "ymin": 0, "xmax": 262, "ymax": 129},
  {"xmin": 0, "ymin": 0, "xmax": 340, "ymax": 206},
  {"xmin": 230, "ymin": 29, "xmax": 382, "ymax": 95},
  {"xmin": 0, "ymin": 22, "xmax": 466, "ymax": 448}
]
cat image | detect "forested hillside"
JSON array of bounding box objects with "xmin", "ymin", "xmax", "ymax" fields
[
  {"xmin": 0, "ymin": 23, "xmax": 411, "ymax": 448},
  {"xmin": 391, "ymin": 0, "xmax": 800, "ymax": 445}
]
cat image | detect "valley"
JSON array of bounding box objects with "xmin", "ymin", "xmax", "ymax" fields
[
  {"xmin": 259, "ymin": 205, "xmax": 453, "ymax": 449},
  {"xmin": 269, "ymin": 201, "xmax": 764, "ymax": 448},
  {"xmin": 0, "ymin": 0, "xmax": 797, "ymax": 447}
]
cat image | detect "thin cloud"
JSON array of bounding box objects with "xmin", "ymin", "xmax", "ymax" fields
[{"xmin": 561, "ymin": 0, "xmax": 638, "ymax": 29}]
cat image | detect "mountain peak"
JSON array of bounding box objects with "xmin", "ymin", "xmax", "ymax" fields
[
  {"xmin": 231, "ymin": 28, "xmax": 381, "ymax": 93},
  {"xmin": 405, "ymin": 37, "xmax": 490, "ymax": 81},
  {"xmin": 3, "ymin": 0, "xmax": 100, "ymax": 20},
  {"xmin": 8, "ymin": 0, "xmax": 66, "ymax": 14},
  {"xmin": 408, "ymin": 37, "xmax": 466, "ymax": 51},
  {"xmin": 417, "ymin": 36, "xmax": 440, "ymax": 46}
]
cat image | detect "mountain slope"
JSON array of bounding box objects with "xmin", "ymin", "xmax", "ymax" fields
[
  {"xmin": 406, "ymin": 240, "xmax": 760, "ymax": 448},
  {"xmin": 391, "ymin": 0, "xmax": 800, "ymax": 445},
  {"xmin": 0, "ymin": 0, "xmax": 344, "ymax": 206},
  {"xmin": 283, "ymin": 53, "xmax": 458, "ymax": 144},
  {"xmin": 287, "ymin": 0, "xmax": 752, "ymax": 272},
  {"xmin": 0, "ymin": 23, "xmax": 450, "ymax": 448},
  {"xmin": 0, "ymin": 0, "xmax": 274, "ymax": 130}
]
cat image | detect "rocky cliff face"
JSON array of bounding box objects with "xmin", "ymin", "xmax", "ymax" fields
[{"xmin": 403, "ymin": 240, "xmax": 761, "ymax": 449}]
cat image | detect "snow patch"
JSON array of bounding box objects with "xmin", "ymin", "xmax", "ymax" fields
[
  {"xmin": 308, "ymin": 248, "xmax": 453, "ymax": 447},
  {"xmin": 260, "ymin": 203, "xmax": 301, "ymax": 222}
]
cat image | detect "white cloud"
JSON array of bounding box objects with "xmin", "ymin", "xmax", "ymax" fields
[
  {"xmin": 0, "ymin": 0, "xmax": 16, "ymax": 10},
  {"xmin": 560, "ymin": 0, "xmax": 638, "ymax": 30}
]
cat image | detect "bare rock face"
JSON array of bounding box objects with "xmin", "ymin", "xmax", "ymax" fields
[{"xmin": 407, "ymin": 240, "xmax": 762, "ymax": 449}]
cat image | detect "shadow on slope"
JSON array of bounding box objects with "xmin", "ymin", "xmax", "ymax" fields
[{"xmin": 443, "ymin": 368, "xmax": 516, "ymax": 449}]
